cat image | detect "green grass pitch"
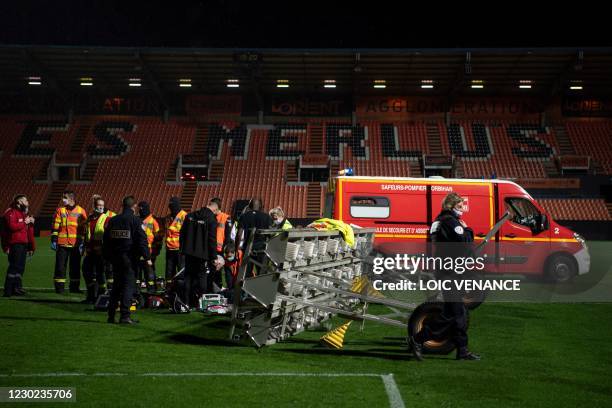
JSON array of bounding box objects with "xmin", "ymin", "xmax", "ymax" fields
[{"xmin": 1, "ymin": 238, "xmax": 611, "ymax": 407}]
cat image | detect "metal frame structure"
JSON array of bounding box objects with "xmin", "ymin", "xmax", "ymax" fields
[
  {"xmin": 229, "ymin": 212, "xmax": 511, "ymax": 349},
  {"xmin": 229, "ymin": 227, "xmax": 422, "ymax": 348}
]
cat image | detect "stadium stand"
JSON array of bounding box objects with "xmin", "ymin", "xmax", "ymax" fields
[
  {"xmin": 192, "ymin": 128, "xmax": 309, "ymax": 217},
  {"xmin": 537, "ymin": 198, "xmax": 612, "ymax": 221},
  {"xmin": 66, "ymin": 117, "xmax": 193, "ymax": 215},
  {"xmin": 0, "ymin": 116, "xmax": 79, "ymax": 215},
  {"xmin": 564, "ymin": 121, "xmax": 612, "ymax": 174},
  {"xmin": 440, "ymin": 120, "xmax": 560, "ymax": 179},
  {"xmin": 1, "ymin": 116, "xmax": 611, "ymax": 223}
]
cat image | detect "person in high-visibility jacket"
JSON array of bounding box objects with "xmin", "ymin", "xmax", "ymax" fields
[
  {"xmin": 51, "ymin": 191, "xmax": 87, "ymax": 294},
  {"xmin": 210, "ymin": 197, "xmax": 233, "ymax": 254},
  {"xmin": 165, "ymin": 197, "xmax": 187, "ymax": 284},
  {"xmin": 138, "ymin": 201, "xmax": 160, "ymax": 292},
  {"xmin": 82, "ymin": 195, "xmax": 115, "ymax": 303},
  {"xmin": 269, "ymin": 207, "xmax": 293, "ymax": 230}
]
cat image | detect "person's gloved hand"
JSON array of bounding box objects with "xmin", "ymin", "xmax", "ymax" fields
[{"xmin": 50, "ymin": 241, "xmax": 57, "ymax": 251}]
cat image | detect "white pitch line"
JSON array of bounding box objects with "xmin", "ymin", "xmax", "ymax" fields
[
  {"xmin": 141, "ymin": 372, "xmax": 382, "ymax": 377},
  {"xmin": 381, "ymin": 374, "xmax": 406, "ymax": 408},
  {"xmin": 0, "ymin": 372, "xmax": 406, "ymax": 407},
  {"xmin": 0, "ymin": 372, "xmax": 380, "ymax": 378}
]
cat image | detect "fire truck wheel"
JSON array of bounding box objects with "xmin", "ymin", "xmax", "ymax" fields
[{"xmin": 546, "ymin": 254, "xmax": 577, "ymax": 284}]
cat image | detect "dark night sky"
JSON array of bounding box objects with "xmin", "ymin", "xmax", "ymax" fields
[{"xmin": 0, "ymin": 1, "xmax": 609, "ymax": 49}]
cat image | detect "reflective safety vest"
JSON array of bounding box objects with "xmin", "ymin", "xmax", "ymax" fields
[
  {"xmin": 271, "ymin": 218, "xmax": 293, "ymax": 238},
  {"xmin": 143, "ymin": 214, "xmax": 160, "ymax": 250},
  {"xmin": 165, "ymin": 210, "xmax": 187, "ymax": 250},
  {"xmin": 216, "ymin": 212, "xmax": 230, "ymax": 252},
  {"xmin": 52, "ymin": 205, "xmax": 87, "ymax": 247},
  {"xmin": 85, "ymin": 210, "xmax": 116, "ymax": 243},
  {"xmin": 280, "ymin": 219, "xmax": 293, "ymax": 230}
]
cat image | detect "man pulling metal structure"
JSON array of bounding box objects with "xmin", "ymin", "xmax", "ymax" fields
[{"xmin": 230, "ymin": 212, "xmax": 510, "ymax": 354}]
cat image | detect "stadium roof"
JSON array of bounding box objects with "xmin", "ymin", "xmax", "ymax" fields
[{"xmin": 1, "ymin": 45, "xmax": 611, "ymax": 97}]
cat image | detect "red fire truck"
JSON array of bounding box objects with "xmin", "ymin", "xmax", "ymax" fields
[{"xmin": 328, "ymin": 176, "xmax": 589, "ymax": 283}]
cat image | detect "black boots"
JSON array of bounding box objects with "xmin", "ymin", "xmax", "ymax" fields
[
  {"xmin": 456, "ymin": 347, "xmax": 481, "ymax": 360},
  {"xmin": 408, "ymin": 341, "xmax": 481, "ymax": 361},
  {"xmin": 119, "ymin": 316, "xmax": 139, "ymax": 325},
  {"xmin": 408, "ymin": 335, "xmax": 424, "ymax": 361}
]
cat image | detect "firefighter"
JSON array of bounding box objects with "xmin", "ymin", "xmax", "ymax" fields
[
  {"xmin": 138, "ymin": 200, "xmax": 160, "ymax": 292},
  {"xmin": 269, "ymin": 207, "xmax": 293, "ymax": 230},
  {"xmin": 2, "ymin": 195, "xmax": 35, "ymax": 297},
  {"xmin": 51, "ymin": 191, "xmax": 87, "ymax": 293},
  {"xmin": 103, "ymin": 196, "xmax": 150, "ymax": 324},
  {"xmin": 409, "ymin": 192, "xmax": 481, "ymax": 361},
  {"xmin": 210, "ymin": 197, "xmax": 233, "ymax": 254},
  {"xmin": 179, "ymin": 201, "xmax": 217, "ymax": 307},
  {"xmin": 164, "ymin": 197, "xmax": 187, "ymax": 285},
  {"xmin": 82, "ymin": 195, "xmax": 115, "ymax": 303},
  {"xmin": 209, "ymin": 197, "xmax": 232, "ymax": 289}
]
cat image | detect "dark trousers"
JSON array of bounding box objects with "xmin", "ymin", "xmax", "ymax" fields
[
  {"xmin": 165, "ymin": 250, "xmax": 184, "ymax": 283},
  {"xmin": 224, "ymin": 267, "xmax": 236, "ymax": 290},
  {"xmin": 83, "ymin": 252, "xmax": 108, "ymax": 301},
  {"xmin": 4, "ymin": 244, "xmax": 27, "ymax": 296},
  {"xmin": 183, "ymin": 256, "xmax": 211, "ymax": 307},
  {"xmin": 415, "ymin": 290, "xmax": 469, "ymax": 349},
  {"xmin": 108, "ymin": 254, "xmax": 136, "ymax": 320},
  {"xmin": 137, "ymin": 259, "xmax": 157, "ymax": 292},
  {"xmin": 54, "ymin": 245, "xmax": 82, "ymax": 293},
  {"xmin": 245, "ymin": 251, "xmax": 266, "ymax": 278}
]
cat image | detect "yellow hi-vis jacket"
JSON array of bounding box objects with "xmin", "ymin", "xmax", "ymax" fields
[{"xmin": 165, "ymin": 210, "xmax": 187, "ymax": 250}]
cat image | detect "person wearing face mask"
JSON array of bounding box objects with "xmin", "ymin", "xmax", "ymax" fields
[
  {"xmin": 164, "ymin": 197, "xmax": 187, "ymax": 285},
  {"xmin": 409, "ymin": 192, "xmax": 480, "ymax": 361},
  {"xmin": 220, "ymin": 242, "xmax": 242, "ymax": 295},
  {"xmin": 51, "ymin": 191, "xmax": 87, "ymax": 294},
  {"xmin": 2, "ymin": 195, "xmax": 35, "ymax": 297},
  {"xmin": 138, "ymin": 201, "xmax": 160, "ymax": 293},
  {"xmin": 269, "ymin": 207, "xmax": 293, "ymax": 231},
  {"xmin": 82, "ymin": 195, "xmax": 116, "ymax": 303}
]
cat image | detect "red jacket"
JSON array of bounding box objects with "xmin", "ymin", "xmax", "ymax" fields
[{"xmin": 2, "ymin": 207, "xmax": 36, "ymax": 253}]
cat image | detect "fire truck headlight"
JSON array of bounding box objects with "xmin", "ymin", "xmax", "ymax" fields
[{"xmin": 574, "ymin": 233, "xmax": 587, "ymax": 249}]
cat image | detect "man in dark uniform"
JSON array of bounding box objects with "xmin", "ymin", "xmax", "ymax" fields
[
  {"xmin": 236, "ymin": 198, "xmax": 273, "ymax": 277},
  {"xmin": 103, "ymin": 196, "xmax": 150, "ymax": 324},
  {"xmin": 410, "ymin": 192, "xmax": 481, "ymax": 361},
  {"xmin": 179, "ymin": 201, "xmax": 218, "ymax": 308}
]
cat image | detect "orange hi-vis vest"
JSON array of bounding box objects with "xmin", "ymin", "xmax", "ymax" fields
[
  {"xmin": 52, "ymin": 205, "xmax": 87, "ymax": 247},
  {"xmin": 216, "ymin": 212, "xmax": 230, "ymax": 252},
  {"xmin": 165, "ymin": 210, "xmax": 187, "ymax": 250},
  {"xmin": 143, "ymin": 214, "xmax": 160, "ymax": 250}
]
